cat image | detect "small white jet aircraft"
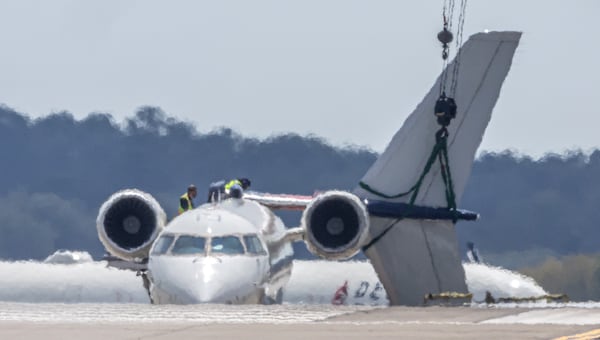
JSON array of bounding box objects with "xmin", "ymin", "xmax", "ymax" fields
[{"xmin": 97, "ymin": 31, "xmax": 521, "ymax": 305}]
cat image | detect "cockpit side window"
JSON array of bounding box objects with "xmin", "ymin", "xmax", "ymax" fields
[
  {"xmin": 210, "ymin": 236, "xmax": 244, "ymax": 255},
  {"xmin": 171, "ymin": 236, "xmax": 207, "ymax": 255},
  {"xmin": 243, "ymin": 235, "xmax": 266, "ymax": 255},
  {"xmin": 151, "ymin": 234, "xmax": 174, "ymax": 255}
]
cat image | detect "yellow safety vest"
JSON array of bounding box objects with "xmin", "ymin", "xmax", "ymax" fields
[
  {"xmin": 224, "ymin": 179, "xmax": 242, "ymax": 193},
  {"xmin": 178, "ymin": 193, "xmax": 193, "ymax": 214}
]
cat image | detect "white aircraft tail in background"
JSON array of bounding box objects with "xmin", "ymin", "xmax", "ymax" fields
[{"xmin": 354, "ymin": 31, "xmax": 522, "ymax": 305}]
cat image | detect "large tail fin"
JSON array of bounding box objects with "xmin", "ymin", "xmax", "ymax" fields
[{"xmin": 354, "ymin": 31, "xmax": 521, "ymax": 305}]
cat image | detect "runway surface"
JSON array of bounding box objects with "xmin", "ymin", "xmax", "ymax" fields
[{"xmin": 1, "ymin": 305, "xmax": 599, "ymax": 339}]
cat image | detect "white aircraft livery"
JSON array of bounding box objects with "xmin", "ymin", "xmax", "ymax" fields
[{"xmin": 96, "ymin": 31, "xmax": 521, "ymax": 305}]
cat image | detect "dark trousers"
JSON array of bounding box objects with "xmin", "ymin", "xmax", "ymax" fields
[{"xmin": 207, "ymin": 180, "xmax": 226, "ymax": 202}]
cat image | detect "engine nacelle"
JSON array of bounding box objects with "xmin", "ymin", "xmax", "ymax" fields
[
  {"xmin": 96, "ymin": 189, "xmax": 166, "ymax": 261},
  {"xmin": 301, "ymin": 191, "xmax": 370, "ymax": 260}
]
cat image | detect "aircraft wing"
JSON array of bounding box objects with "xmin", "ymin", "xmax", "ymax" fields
[
  {"xmin": 244, "ymin": 191, "xmax": 314, "ymax": 211},
  {"xmin": 102, "ymin": 254, "xmax": 148, "ymax": 271}
]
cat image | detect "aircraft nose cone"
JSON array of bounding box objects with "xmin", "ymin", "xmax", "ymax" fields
[
  {"xmin": 183, "ymin": 259, "xmax": 229, "ymax": 303},
  {"xmin": 179, "ymin": 259, "xmax": 239, "ymax": 303},
  {"xmin": 192, "ymin": 281, "xmax": 226, "ymax": 303},
  {"xmin": 150, "ymin": 256, "xmax": 259, "ymax": 304}
]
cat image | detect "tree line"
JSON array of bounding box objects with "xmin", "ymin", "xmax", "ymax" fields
[{"xmin": 0, "ymin": 105, "xmax": 598, "ymax": 273}]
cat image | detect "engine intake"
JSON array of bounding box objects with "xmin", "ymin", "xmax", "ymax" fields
[
  {"xmin": 302, "ymin": 191, "xmax": 370, "ymax": 260},
  {"xmin": 96, "ymin": 189, "xmax": 166, "ymax": 261}
]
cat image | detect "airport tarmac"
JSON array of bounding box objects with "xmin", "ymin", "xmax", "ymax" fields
[{"xmin": 1, "ymin": 306, "xmax": 599, "ymax": 339}]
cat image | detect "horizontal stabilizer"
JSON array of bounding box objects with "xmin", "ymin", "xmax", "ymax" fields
[{"xmin": 365, "ymin": 200, "xmax": 478, "ymax": 222}]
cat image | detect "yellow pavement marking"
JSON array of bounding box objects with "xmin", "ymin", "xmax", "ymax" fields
[{"xmin": 555, "ymin": 328, "xmax": 600, "ymax": 340}]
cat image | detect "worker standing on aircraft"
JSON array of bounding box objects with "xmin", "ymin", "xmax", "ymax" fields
[
  {"xmin": 178, "ymin": 185, "xmax": 197, "ymax": 214},
  {"xmin": 207, "ymin": 178, "xmax": 251, "ymax": 202},
  {"xmin": 225, "ymin": 178, "xmax": 251, "ymax": 193}
]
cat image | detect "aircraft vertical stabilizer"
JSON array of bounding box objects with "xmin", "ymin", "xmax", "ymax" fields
[{"xmin": 354, "ymin": 31, "xmax": 521, "ymax": 305}]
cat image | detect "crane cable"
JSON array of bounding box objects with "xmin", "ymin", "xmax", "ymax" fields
[
  {"xmin": 439, "ymin": 0, "xmax": 453, "ymax": 95},
  {"xmin": 440, "ymin": 0, "xmax": 469, "ymax": 98},
  {"xmin": 450, "ymin": 0, "xmax": 468, "ymax": 97},
  {"xmin": 361, "ymin": 1, "xmax": 469, "ymax": 211},
  {"xmin": 360, "ymin": 1, "xmax": 469, "ymax": 254}
]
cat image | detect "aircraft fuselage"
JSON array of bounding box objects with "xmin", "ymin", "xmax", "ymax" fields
[{"xmin": 146, "ymin": 198, "xmax": 293, "ymax": 304}]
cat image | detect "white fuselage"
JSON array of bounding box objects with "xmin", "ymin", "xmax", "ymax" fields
[{"xmin": 147, "ymin": 198, "xmax": 294, "ymax": 304}]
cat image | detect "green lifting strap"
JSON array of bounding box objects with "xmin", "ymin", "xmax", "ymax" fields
[
  {"xmin": 360, "ymin": 127, "xmax": 458, "ymax": 252},
  {"xmin": 359, "ymin": 127, "xmax": 457, "ymax": 210}
]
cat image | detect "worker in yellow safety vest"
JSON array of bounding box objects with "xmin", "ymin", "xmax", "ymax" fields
[
  {"xmin": 178, "ymin": 184, "xmax": 197, "ymax": 215},
  {"xmin": 224, "ymin": 178, "xmax": 251, "ymax": 194},
  {"xmin": 207, "ymin": 178, "xmax": 251, "ymax": 202}
]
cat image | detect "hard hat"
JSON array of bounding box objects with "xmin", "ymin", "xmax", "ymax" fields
[{"xmin": 238, "ymin": 178, "xmax": 251, "ymax": 189}]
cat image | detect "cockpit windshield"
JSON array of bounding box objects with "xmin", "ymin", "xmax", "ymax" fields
[
  {"xmin": 210, "ymin": 236, "xmax": 245, "ymax": 255},
  {"xmin": 243, "ymin": 234, "xmax": 266, "ymax": 255},
  {"xmin": 153, "ymin": 234, "xmax": 267, "ymax": 257},
  {"xmin": 151, "ymin": 234, "xmax": 174, "ymax": 255},
  {"xmin": 171, "ymin": 235, "xmax": 207, "ymax": 255}
]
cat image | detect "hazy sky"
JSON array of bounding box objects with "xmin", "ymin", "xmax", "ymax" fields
[{"xmin": 0, "ymin": 1, "xmax": 597, "ymax": 157}]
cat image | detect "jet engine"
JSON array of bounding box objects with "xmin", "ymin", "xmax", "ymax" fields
[
  {"xmin": 301, "ymin": 191, "xmax": 370, "ymax": 260},
  {"xmin": 96, "ymin": 189, "xmax": 166, "ymax": 261}
]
